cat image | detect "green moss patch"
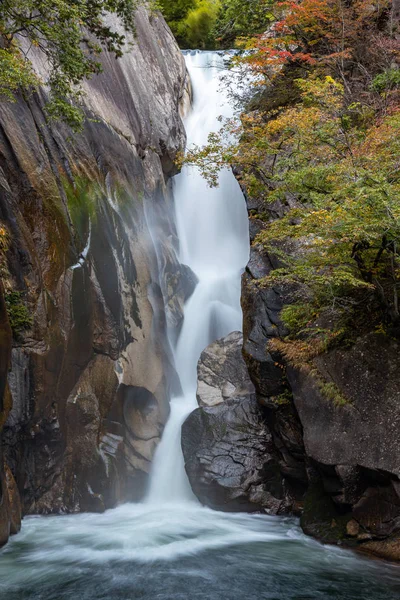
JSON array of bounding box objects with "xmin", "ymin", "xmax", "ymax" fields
[{"xmin": 5, "ymin": 291, "xmax": 32, "ymax": 338}]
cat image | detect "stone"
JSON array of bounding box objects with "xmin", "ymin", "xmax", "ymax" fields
[
  {"xmin": 346, "ymin": 519, "xmax": 360, "ymax": 537},
  {"xmin": 288, "ymin": 333, "xmax": 400, "ymax": 478},
  {"xmin": 196, "ymin": 331, "xmax": 255, "ymax": 407},
  {"xmin": 241, "ymin": 241, "xmax": 308, "ymax": 499},
  {"xmin": 182, "ymin": 332, "xmax": 297, "ymax": 513},
  {"xmin": 0, "ymin": 7, "xmax": 188, "ymax": 534},
  {"xmin": 182, "ymin": 395, "xmax": 284, "ymax": 512}
]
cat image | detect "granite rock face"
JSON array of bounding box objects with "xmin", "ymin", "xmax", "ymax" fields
[
  {"xmin": 291, "ymin": 334, "xmax": 400, "ymax": 559},
  {"xmin": 0, "ymin": 8, "xmax": 189, "ymax": 541},
  {"xmin": 182, "ymin": 333, "xmax": 295, "ymax": 513},
  {"xmin": 196, "ymin": 331, "xmax": 255, "ymax": 407},
  {"xmin": 0, "ymin": 284, "xmax": 21, "ymax": 546}
]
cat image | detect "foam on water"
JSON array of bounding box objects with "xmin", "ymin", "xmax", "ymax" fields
[{"xmin": 1, "ymin": 501, "xmax": 400, "ymax": 599}]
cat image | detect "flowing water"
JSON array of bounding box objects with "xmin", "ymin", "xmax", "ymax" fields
[
  {"xmin": 1, "ymin": 51, "xmax": 400, "ymax": 600},
  {"xmin": 147, "ymin": 51, "xmax": 249, "ymax": 504}
]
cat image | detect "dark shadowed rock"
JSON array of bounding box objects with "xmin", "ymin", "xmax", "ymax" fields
[
  {"xmin": 182, "ymin": 395, "xmax": 284, "ymax": 512},
  {"xmin": 0, "ymin": 283, "xmax": 21, "ymax": 546},
  {"xmin": 289, "ymin": 333, "xmax": 400, "ymax": 476},
  {"xmin": 241, "ymin": 238, "xmax": 307, "ymax": 500},
  {"xmin": 289, "ymin": 333, "xmax": 400, "ymax": 553},
  {"xmin": 182, "ymin": 332, "xmax": 294, "ymax": 513}
]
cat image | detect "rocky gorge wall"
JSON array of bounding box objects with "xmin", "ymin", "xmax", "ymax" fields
[
  {"xmin": 242, "ymin": 194, "xmax": 400, "ymax": 561},
  {"xmin": 0, "ymin": 8, "xmax": 191, "ymax": 546},
  {"xmin": 182, "ymin": 188, "xmax": 400, "ymax": 562}
]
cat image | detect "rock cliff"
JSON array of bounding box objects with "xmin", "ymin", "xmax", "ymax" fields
[
  {"xmin": 0, "ymin": 8, "xmax": 189, "ymax": 545},
  {"xmin": 241, "ymin": 194, "xmax": 400, "ymax": 560}
]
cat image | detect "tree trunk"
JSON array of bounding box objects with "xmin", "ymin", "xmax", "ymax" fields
[{"xmin": 393, "ymin": 0, "xmax": 400, "ymax": 33}]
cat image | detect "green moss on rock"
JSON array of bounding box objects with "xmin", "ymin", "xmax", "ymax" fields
[
  {"xmin": 301, "ymin": 481, "xmax": 354, "ymax": 546},
  {"xmin": 4, "ymin": 291, "xmax": 32, "ymax": 338}
]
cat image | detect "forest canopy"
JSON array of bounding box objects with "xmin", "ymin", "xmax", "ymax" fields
[{"xmin": 158, "ymin": 0, "xmax": 274, "ymax": 48}]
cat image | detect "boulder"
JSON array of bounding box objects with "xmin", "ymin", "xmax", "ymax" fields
[
  {"xmin": 182, "ymin": 333, "xmax": 289, "ymax": 513},
  {"xmin": 196, "ymin": 331, "xmax": 255, "ymax": 407},
  {"xmin": 182, "ymin": 395, "xmax": 284, "ymax": 512}
]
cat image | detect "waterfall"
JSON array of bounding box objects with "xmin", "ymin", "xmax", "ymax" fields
[
  {"xmin": 147, "ymin": 51, "xmax": 249, "ymax": 504},
  {"xmin": 2, "ymin": 53, "xmax": 400, "ymax": 600}
]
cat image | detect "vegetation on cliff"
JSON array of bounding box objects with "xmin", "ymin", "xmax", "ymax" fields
[
  {"xmin": 185, "ymin": 0, "xmax": 400, "ymax": 346},
  {"xmin": 0, "ymin": 0, "xmax": 146, "ymax": 130},
  {"xmin": 3, "ymin": 292, "xmax": 32, "ymax": 338}
]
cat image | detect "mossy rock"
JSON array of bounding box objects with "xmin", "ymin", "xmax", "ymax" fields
[
  {"xmin": 4, "ymin": 291, "xmax": 32, "ymax": 339},
  {"xmin": 300, "ymin": 480, "xmax": 355, "ymax": 546}
]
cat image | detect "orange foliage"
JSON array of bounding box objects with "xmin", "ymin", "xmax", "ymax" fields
[{"xmin": 238, "ymin": 0, "xmax": 396, "ymax": 88}]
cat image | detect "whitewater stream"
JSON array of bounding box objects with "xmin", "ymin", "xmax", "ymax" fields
[{"xmin": 1, "ymin": 51, "xmax": 400, "ymax": 600}]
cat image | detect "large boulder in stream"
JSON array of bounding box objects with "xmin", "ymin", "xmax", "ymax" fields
[
  {"xmin": 182, "ymin": 332, "xmax": 291, "ymax": 513},
  {"xmin": 196, "ymin": 331, "xmax": 255, "ymax": 407}
]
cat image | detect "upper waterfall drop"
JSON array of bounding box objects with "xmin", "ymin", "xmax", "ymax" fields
[
  {"xmin": 174, "ymin": 52, "xmax": 249, "ymax": 279},
  {"xmin": 146, "ymin": 51, "xmax": 249, "ymax": 504}
]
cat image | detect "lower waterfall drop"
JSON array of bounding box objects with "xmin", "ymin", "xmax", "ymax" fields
[{"xmin": 147, "ymin": 51, "xmax": 249, "ymax": 505}]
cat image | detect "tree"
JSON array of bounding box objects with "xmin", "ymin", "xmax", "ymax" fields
[
  {"xmin": 159, "ymin": 0, "xmax": 273, "ymax": 48},
  {"xmin": 215, "ymin": 0, "xmax": 274, "ymax": 46},
  {"xmin": 184, "ymin": 0, "xmax": 400, "ymax": 340},
  {"xmin": 184, "ymin": 0, "xmax": 221, "ymax": 48},
  {"xmin": 159, "ymin": 0, "xmax": 220, "ymax": 48},
  {"xmin": 0, "ymin": 0, "xmax": 145, "ymax": 131},
  {"xmin": 157, "ymin": 0, "xmax": 197, "ymax": 22}
]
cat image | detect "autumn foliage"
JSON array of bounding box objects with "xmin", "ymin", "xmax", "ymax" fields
[{"xmin": 186, "ymin": 0, "xmax": 400, "ymax": 339}]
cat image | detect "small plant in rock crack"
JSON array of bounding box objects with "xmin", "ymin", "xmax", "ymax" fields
[{"xmin": 5, "ymin": 291, "xmax": 33, "ymax": 338}]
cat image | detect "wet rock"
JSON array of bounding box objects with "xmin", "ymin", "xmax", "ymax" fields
[
  {"xmin": 196, "ymin": 331, "xmax": 255, "ymax": 407},
  {"xmin": 281, "ymin": 333, "xmax": 400, "ymax": 557},
  {"xmin": 162, "ymin": 252, "xmax": 198, "ymax": 331},
  {"xmin": 288, "ymin": 334, "xmax": 400, "ymax": 477},
  {"xmin": 346, "ymin": 519, "xmax": 360, "ymax": 537},
  {"xmin": 0, "ymin": 284, "xmax": 21, "ymax": 546},
  {"xmin": 241, "ymin": 240, "xmax": 307, "ymax": 501},
  {"xmin": 360, "ymin": 535, "xmax": 400, "ymax": 561},
  {"xmin": 182, "ymin": 333, "xmax": 291, "ymax": 513},
  {"xmin": 182, "ymin": 395, "xmax": 284, "ymax": 512}
]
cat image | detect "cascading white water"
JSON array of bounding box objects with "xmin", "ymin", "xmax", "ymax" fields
[{"xmin": 147, "ymin": 51, "xmax": 249, "ymax": 504}]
